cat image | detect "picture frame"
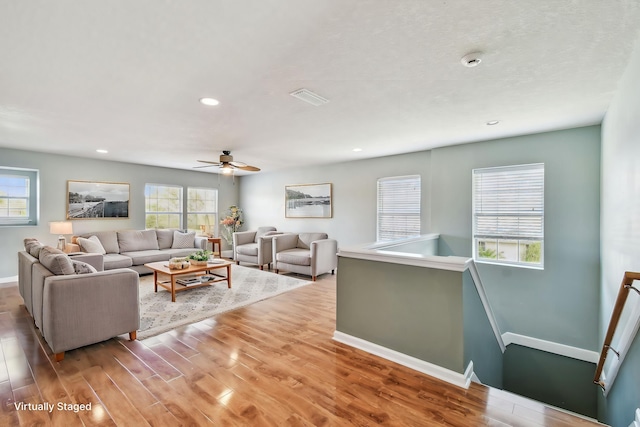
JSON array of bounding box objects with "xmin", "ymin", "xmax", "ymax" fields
[
  {"xmin": 285, "ymin": 183, "xmax": 332, "ymax": 218},
  {"xmin": 67, "ymin": 180, "xmax": 130, "ymax": 219}
]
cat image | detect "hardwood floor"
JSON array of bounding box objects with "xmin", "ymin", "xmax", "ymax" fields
[{"xmin": 0, "ymin": 271, "xmax": 604, "ymax": 426}]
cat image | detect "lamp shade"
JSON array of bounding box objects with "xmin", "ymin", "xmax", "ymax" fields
[{"xmin": 49, "ymin": 221, "xmax": 73, "ymax": 235}]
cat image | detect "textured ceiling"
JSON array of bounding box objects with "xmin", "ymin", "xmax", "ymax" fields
[{"xmin": 1, "ymin": 1, "xmax": 640, "ymax": 174}]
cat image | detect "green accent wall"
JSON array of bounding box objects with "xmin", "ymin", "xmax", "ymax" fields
[
  {"xmin": 430, "ymin": 126, "xmax": 601, "ymax": 351},
  {"xmin": 336, "ymin": 256, "xmax": 465, "ymax": 372},
  {"xmin": 503, "ymin": 344, "xmax": 597, "ymax": 419}
]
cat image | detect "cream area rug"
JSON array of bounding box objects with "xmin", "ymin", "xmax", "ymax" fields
[{"xmin": 137, "ymin": 264, "xmax": 311, "ymax": 339}]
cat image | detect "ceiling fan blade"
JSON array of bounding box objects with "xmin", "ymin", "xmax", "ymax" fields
[
  {"xmin": 193, "ymin": 164, "xmax": 217, "ymax": 169},
  {"xmin": 197, "ymin": 160, "xmax": 221, "ymax": 165},
  {"xmin": 235, "ymin": 165, "xmax": 261, "ymax": 172},
  {"xmin": 229, "ymin": 161, "xmax": 247, "ymax": 167}
]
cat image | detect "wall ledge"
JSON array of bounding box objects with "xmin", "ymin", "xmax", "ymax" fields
[
  {"xmin": 333, "ymin": 331, "xmax": 474, "ymax": 389},
  {"xmin": 502, "ymin": 332, "xmax": 599, "ymax": 364}
]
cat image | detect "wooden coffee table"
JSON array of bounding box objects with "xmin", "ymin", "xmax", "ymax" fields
[{"xmin": 144, "ymin": 260, "xmax": 232, "ymax": 302}]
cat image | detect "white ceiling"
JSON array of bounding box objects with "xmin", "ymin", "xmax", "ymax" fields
[{"xmin": 2, "ymin": 1, "xmax": 640, "ymax": 174}]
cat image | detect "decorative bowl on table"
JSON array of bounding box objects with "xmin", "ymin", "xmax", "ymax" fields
[
  {"xmin": 187, "ymin": 250, "xmax": 212, "ymax": 266},
  {"xmin": 168, "ymin": 257, "xmax": 190, "ymax": 270}
]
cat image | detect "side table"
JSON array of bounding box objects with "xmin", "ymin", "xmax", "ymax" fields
[{"xmin": 207, "ymin": 237, "xmax": 222, "ymax": 258}]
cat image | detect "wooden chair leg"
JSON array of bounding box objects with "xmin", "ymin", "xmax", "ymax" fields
[
  {"xmin": 54, "ymin": 352, "xmax": 65, "ymax": 362},
  {"xmin": 129, "ymin": 331, "xmax": 137, "ymax": 341},
  {"xmin": 312, "ymin": 276, "xmax": 317, "ymax": 281}
]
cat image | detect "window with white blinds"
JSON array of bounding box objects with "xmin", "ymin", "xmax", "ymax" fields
[
  {"xmin": 473, "ymin": 163, "xmax": 544, "ymax": 268},
  {"xmin": 377, "ymin": 175, "xmax": 421, "ymax": 242}
]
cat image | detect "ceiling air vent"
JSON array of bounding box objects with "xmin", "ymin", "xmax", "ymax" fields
[{"xmin": 289, "ymin": 88, "xmax": 329, "ymax": 106}]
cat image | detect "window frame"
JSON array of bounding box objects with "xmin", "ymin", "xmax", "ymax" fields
[
  {"xmin": 186, "ymin": 187, "xmax": 218, "ymax": 234},
  {"xmin": 376, "ymin": 174, "xmax": 421, "ymax": 242},
  {"xmin": 144, "ymin": 183, "xmax": 184, "ymax": 229},
  {"xmin": 472, "ymin": 163, "xmax": 544, "ymax": 269},
  {"xmin": 0, "ymin": 167, "xmax": 39, "ymax": 227}
]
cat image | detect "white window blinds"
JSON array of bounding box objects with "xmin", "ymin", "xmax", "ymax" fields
[
  {"xmin": 377, "ymin": 175, "xmax": 421, "ymax": 242},
  {"xmin": 473, "ymin": 163, "xmax": 544, "ymax": 267}
]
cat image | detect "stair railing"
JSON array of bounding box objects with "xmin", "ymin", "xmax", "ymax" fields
[{"xmin": 593, "ymin": 271, "xmax": 640, "ymax": 390}]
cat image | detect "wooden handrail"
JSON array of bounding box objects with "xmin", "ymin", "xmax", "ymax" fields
[{"xmin": 593, "ymin": 271, "xmax": 640, "ymax": 389}]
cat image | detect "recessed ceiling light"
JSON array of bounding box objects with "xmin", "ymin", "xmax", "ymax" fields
[
  {"xmin": 353, "ymin": 148, "xmax": 363, "ymax": 152},
  {"xmin": 486, "ymin": 120, "xmax": 500, "ymax": 126},
  {"xmin": 200, "ymin": 97, "xmax": 220, "ymax": 106},
  {"xmin": 96, "ymin": 149, "xmax": 108, "ymax": 154}
]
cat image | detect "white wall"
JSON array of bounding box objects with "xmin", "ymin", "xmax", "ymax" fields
[{"xmin": 599, "ymin": 32, "xmax": 640, "ymax": 427}]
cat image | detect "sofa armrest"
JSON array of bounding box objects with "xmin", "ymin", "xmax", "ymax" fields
[
  {"xmin": 42, "ymin": 268, "xmax": 140, "ymax": 354},
  {"xmin": 234, "ymin": 231, "xmax": 257, "ymax": 246},
  {"xmin": 311, "ymin": 239, "xmax": 338, "ymax": 273},
  {"xmin": 256, "ymin": 235, "xmax": 279, "ymax": 265},
  {"xmin": 194, "ymin": 236, "xmax": 208, "ymax": 250}
]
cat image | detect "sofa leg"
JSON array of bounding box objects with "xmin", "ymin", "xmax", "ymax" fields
[
  {"xmin": 236, "ymin": 261, "xmax": 240, "ymax": 265},
  {"xmin": 275, "ymin": 269, "xmax": 279, "ymax": 274},
  {"xmin": 331, "ymin": 270, "xmax": 335, "ymax": 275},
  {"xmin": 260, "ymin": 265, "xmax": 264, "ymax": 270},
  {"xmin": 129, "ymin": 331, "xmax": 137, "ymax": 341},
  {"xmin": 54, "ymin": 352, "xmax": 65, "ymax": 362},
  {"xmin": 312, "ymin": 276, "xmax": 317, "ymax": 281},
  {"xmin": 268, "ymin": 263, "xmax": 271, "ymax": 270}
]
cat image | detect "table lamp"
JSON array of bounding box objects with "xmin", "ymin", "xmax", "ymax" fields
[{"xmin": 50, "ymin": 221, "xmax": 73, "ymax": 251}]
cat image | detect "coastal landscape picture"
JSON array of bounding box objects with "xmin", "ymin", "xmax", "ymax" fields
[
  {"xmin": 285, "ymin": 183, "xmax": 332, "ymax": 218},
  {"xmin": 67, "ymin": 180, "xmax": 130, "ymax": 219}
]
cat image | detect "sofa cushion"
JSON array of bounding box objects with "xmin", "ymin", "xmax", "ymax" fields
[
  {"xmin": 77, "ymin": 235, "xmax": 107, "ymax": 255},
  {"xmin": 163, "ymin": 248, "xmax": 201, "ymax": 258},
  {"xmin": 255, "ymin": 226, "xmax": 277, "ymax": 242},
  {"xmin": 81, "ymin": 231, "xmax": 120, "ymax": 254},
  {"xmin": 297, "ymin": 233, "xmax": 328, "ymax": 249},
  {"xmin": 236, "ymin": 242, "xmax": 259, "ymax": 256},
  {"xmin": 103, "ymin": 253, "xmax": 133, "ymax": 270},
  {"xmin": 156, "ymin": 229, "xmax": 175, "ymax": 249},
  {"xmin": 39, "ymin": 246, "xmax": 75, "ymax": 275},
  {"xmin": 276, "ymin": 248, "xmax": 312, "ymax": 266},
  {"xmin": 172, "ymin": 231, "xmax": 195, "ymax": 248},
  {"xmin": 71, "ymin": 260, "xmax": 98, "ymax": 274},
  {"xmin": 121, "ymin": 250, "xmax": 170, "ymax": 265},
  {"xmin": 118, "ymin": 230, "xmax": 159, "ymax": 252},
  {"xmin": 24, "ymin": 238, "xmax": 45, "ymax": 258}
]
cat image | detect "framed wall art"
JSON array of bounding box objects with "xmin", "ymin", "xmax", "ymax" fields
[
  {"xmin": 67, "ymin": 180, "xmax": 130, "ymax": 219},
  {"xmin": 285, "ymin": 183, "xmax": 332, "ymax": 218}
]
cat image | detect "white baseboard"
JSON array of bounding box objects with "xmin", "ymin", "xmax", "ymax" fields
[
  {"xmin": 0, "ymin": 275, "xmax": 18, "ymax": 284},
  {"xmin": 333, "ymin": 331, "xmax": 474, "ymax": 389},
  {"xmin": 502, "ymin": 332, "xmax": 599, "ymax": 364}
]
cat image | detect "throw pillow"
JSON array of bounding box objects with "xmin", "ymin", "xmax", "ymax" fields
[
  {"xmin": 39, "ymin": 246, "xmax": 75, "ymax": 275},
  {"xmin": 24, "ymin": 238, "xmax": 44, "ymax": 257},
  {"xmin": 171, "ymin": 231, "xmax": 195, "ymax": 249},
  {"xmin": 71, "ymin": 260, "xmax": 98, "ymax": 274},
  {"xmin": 77, "ymin": 235, "xmax": 107, "ymax": 255}
]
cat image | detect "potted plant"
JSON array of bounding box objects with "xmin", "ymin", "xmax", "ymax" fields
[{"xmin": 187, "ymin": 250, "xmax": 212, "ymax": 266}]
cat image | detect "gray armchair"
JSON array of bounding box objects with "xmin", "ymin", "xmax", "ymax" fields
[
  {"xmin": 272, "ymin": 232, "xmax": 338, "ymax": 281},
  {"xmin": 233, "ymin": 226, "xmax": 282, "ymax": 270}
]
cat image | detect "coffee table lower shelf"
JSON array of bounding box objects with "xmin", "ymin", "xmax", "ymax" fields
[{"xmin": 144, "ymin": 260, "xmax": 232, "ymax": 302}]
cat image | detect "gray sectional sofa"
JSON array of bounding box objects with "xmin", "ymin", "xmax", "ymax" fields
[
  {"xmin": 74, "ymin": 229, "xmax": 208, "ymax": 274},
  {"xmin": 19, "ymin": 239, "xmax": 139, "ymax": 361}
]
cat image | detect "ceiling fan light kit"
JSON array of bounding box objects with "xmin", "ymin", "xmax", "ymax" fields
[{"xmin": 196, "ymin": 150, "xmax": 261, "ymax": 174}]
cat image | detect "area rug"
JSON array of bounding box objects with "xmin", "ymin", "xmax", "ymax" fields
[{"xmin": 137, "ymin": 264, "xmax": 311, "ymax": 339}]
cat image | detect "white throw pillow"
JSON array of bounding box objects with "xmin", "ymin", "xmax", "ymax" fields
[
  {"xmin": 77, "ymin": 235, "xmax": 107, "ymax": 255},
  {"xmin": 171, "ymin": 231, "xmax": 196, "ymax": 249}
]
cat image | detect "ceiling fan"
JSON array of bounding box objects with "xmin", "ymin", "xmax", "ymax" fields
[{"xmin": 195, "ymin": 150, "xmax": 260, "ymax": 174}]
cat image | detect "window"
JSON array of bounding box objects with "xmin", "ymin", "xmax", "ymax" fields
[
  {"xmin": 145, "ymin": 184, "xmax": 182, "ymax": 229},
  {"xmin": 0, "ymin": 167, "xmax": 39, "ymax": 226},
  {"xmin": 377, "ymin": 175, "xmax": 421, "ymax": 241},
  {"xmin": 473, "ymin": 163, "xmax": 544, "ymax": 268},
  {"xmin": 187, "ymin": 187, "xmax": 218, "ymax": 234}
]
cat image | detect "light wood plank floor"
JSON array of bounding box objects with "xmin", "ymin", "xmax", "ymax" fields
[{"xmin": 0, "ymin": 271, "xmax": 604, "ymax": 426}]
